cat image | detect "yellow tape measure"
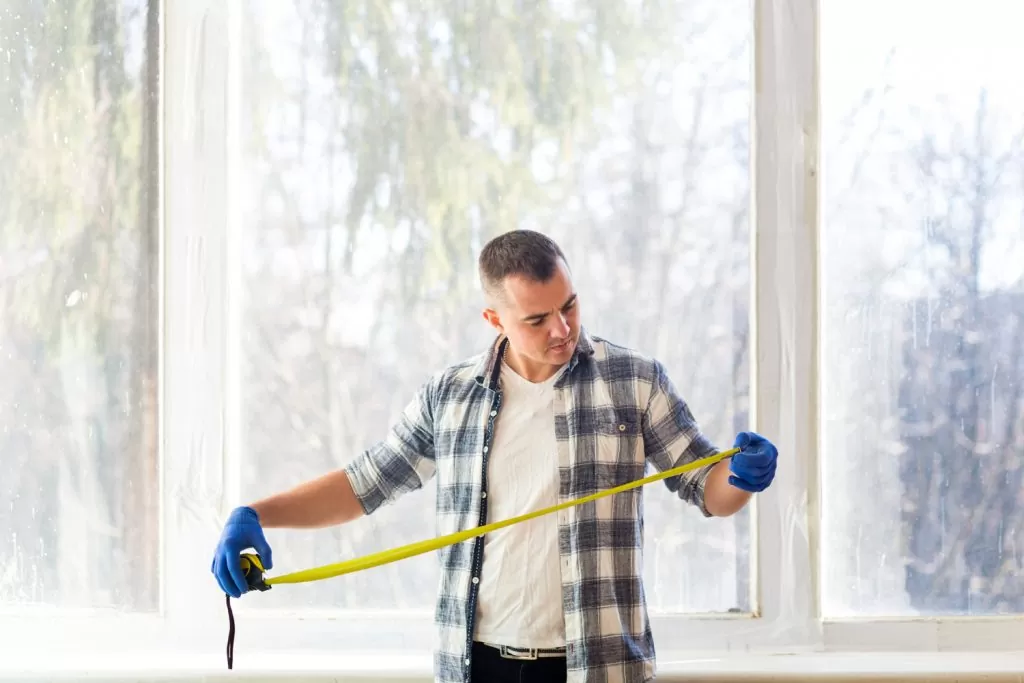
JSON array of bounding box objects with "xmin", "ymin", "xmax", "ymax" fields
[
  {"xmin": 227, "ymin": 447, "xmax": 738, "ymax": 668},
  {"xmin": 258, "ymin": 447, "xmax": 736, "ymax": 586}
]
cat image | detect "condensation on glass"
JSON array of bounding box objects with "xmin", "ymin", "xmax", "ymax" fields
[
  {"xmin": 0, "ymin": 1, "xmax": 161, "ymax": 610},
  {"xmin": 233, "ymin": 0, "xmax": 753, "ymax": 613},
  {"xmin": 821, "ymin": 0, "xmax": 1024, "ymax": 617}
]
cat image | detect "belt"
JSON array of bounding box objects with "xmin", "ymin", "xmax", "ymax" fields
[{"xmin": 480, "ymin": 642, "xmax": 567, "ymax": 660}]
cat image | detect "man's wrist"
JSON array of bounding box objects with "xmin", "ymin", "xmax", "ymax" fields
[
  {"xmin": 704, "ymin": 460, "xmax": 753, "ymax": 517},
  {"xmin": 229, "ymin": 505, "xmax": 260, "ymax": 523},
  {"xmin": 246, "ymin": 503, "xmax": 271, "ymax": 525}
]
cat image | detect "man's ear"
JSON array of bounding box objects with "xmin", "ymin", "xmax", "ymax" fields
[{"xmin": 482, "ymin": 308, "xmax": 503, "ymax": 333}]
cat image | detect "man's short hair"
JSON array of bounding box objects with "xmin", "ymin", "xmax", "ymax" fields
[{"xmin": 478, "ymin": 229, "xmax": 568, "ymax": 302}]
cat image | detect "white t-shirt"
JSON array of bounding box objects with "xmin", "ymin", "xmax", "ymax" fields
[{"xmin": 472, "ymin": 360, "xmax": 566, "ymax": 648}]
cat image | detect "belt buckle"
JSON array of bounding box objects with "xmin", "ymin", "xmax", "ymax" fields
[{"xmin": 499, "ymin": 645, "xmax": 538, "ymax": 661}]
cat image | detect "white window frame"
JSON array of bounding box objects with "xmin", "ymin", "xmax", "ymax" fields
[{"xmin": 4, "ymin": 0, "xmax": 1024, "ymax": 671}]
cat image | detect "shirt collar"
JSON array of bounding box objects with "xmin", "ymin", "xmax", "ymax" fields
[{"xmin": 473, "ymin": 326, "xmax": 595, "ymax": 390}]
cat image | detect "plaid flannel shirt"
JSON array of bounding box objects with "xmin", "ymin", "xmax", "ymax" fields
[{"xmin": 344, "ymin": 328, "xmax": 719, "ymax": 683}]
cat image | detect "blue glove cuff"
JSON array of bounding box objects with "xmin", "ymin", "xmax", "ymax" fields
[{"xmin": 228, "ymin": 506, "xmax": 259, "ymax": 524}]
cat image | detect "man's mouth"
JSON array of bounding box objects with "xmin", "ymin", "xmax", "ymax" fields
[{"xmin": 550, "ymin": 339, "xmax": 573, "ymax": 353}]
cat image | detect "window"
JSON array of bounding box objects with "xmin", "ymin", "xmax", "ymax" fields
[
  {"xmin": 232, "ymin": 0, "xmax": 753, "ymax": 616},
  {"xmin": 0, "ymin": 0, "xmax": 160, "ymax": 612},
  {"xmin": 821, "ymin": 0, "xmax": 1024, "ymax": 618}
]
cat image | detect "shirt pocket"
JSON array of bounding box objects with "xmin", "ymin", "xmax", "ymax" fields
[
  {"xmin": 593, "ymin": 407, "xmax": 645, "ymax": 488},
  {"xmin": 579, "ymin": 408, "xmax": 644, "ymax": 526}
]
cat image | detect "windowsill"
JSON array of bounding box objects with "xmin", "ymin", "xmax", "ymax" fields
[{"xmin": 4, "ymin": 652, "xmax": 1024, "ymax": 681}]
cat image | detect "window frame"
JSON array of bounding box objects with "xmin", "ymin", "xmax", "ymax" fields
[{"xmin": 5, "ymin": 0, "xmax": 1024, "ymax": 668}]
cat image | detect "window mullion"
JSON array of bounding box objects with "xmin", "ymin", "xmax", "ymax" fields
[
  {"xmin": 162, "ymin": 0, "xmax": 233, "ymax": 643},
  {"xmin": 750, "ymin": 0, "xmax": 822, "ymax": 648}
]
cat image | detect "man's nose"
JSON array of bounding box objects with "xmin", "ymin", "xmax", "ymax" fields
[{"xmin": 550, "ymin": 313, "xmax": 570, "ymax": 338}]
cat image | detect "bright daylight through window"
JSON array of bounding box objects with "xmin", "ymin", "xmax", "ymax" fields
[
  {"xmin": 820, "ymin": 0, "xmax": 1024, "ymax": 619},
  {"xmin": 1, "ymin": 0, "xmax": 160, "ymax": 612},
  {"xmin": 2, "ymin": 0, "xmax": 1024, "ymax": 675}
]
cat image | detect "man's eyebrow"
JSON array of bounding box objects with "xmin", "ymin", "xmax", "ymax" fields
[{"xmin": 521, "ymin": 294, "xmax": 577, "ymax": 323}]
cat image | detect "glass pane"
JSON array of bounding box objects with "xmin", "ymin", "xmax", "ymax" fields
[
  {"xmin": 236, "ymin": 0, "xmax": 752, "ymax": 614},
  {"xmin": 821, "ymin": 0, "xmax": 1024, "ymax": 616},
  {"xmin": 0, "ymin": 1, "xmax": 161, "ymax": 611}
]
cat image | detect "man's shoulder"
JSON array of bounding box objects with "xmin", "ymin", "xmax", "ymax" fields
[
  {"xmin": 420, "ymin": 348, "xmax": 491, "ymax": 398},
  {"xmin": 587, "ymin": 334, "xmax": 663, "ymax": 377},
  {"xmin": 435, "ymin": 350, "xmax": 490, "ymax": 383}
]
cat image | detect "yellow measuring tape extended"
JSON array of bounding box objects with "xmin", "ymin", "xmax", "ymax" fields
[
  {"xmin": 266, "ymin": 446, "xmax": 738, "ymax": 586},
  {"xmin": 226, "ymin": 447, "xmax": 738, "ymax": 669}
]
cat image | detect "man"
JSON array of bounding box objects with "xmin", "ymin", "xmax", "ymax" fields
[{"xmin": 211, "ymin": 229, "xmax": 778, "ymax": 683}]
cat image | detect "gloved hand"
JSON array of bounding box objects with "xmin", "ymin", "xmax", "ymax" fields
[
  {"xmin": 211, "ymin": 506, "xmax": 273, "ymax": 598},
  {"xmin": 728, "ymin": 431, "xmax": 778, "ymax": 492}
]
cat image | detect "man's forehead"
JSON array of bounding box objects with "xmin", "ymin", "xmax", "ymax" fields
[{"xmin": 502, "ymin": 273, "xmax": 573, "ymax": 306}]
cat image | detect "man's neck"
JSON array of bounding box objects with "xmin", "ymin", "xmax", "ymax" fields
[{"xmin": 503, "ymin": 345, "xmax": 563, "ymax": 384}]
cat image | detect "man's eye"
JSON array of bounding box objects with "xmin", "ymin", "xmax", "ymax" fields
[{"xmin": 530, "ymin": 319, "xmax": 544, "ymax": 327}]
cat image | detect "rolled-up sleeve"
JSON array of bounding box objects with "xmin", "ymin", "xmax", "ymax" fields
[
  {"xmin": 641, "ymin": 359, "xmax": 719, "ymax": 517},
  {"xmin": 343, "ymin": 380, "xmax": 437, "ymax": 516}
]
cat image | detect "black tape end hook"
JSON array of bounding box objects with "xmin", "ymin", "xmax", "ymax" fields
[
  {"xmin": 240, "ymin": 552, "xmax": 272, "ymax": 593},
  {"xmin": 226, "ymin": 552, "xmax": 272, "ymax": 670}
]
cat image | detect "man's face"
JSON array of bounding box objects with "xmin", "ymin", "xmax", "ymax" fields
[{"xmin": 483, "ymin": 259, "xmax": 581, "ymax": 379}]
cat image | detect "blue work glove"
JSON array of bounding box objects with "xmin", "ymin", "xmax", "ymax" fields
[
  {"xmin": 728, "ymin": 432, "xmax": 778, "ymax": 492},
  {"xmin": 211, "ymin": 506, "xmax": 273, "ymax": 598}
]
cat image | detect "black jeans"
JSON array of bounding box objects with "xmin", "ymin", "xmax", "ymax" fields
[{"xmin": 470, "ymin": 642, "xmax": 567, "ymax": 683}]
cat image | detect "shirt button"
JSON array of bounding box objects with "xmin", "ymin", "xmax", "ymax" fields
[
  {"xmin": 465, "ymin": 658, "xmax": 470, "ymax": 666},
  {"xmin": 490, "ymin": 410, "xmax": 497, "ymax": 416},
  {"xmin": 481, "ymin": 492, "xmax": 487, "ymax": 499},
  {"xmin": 618, "ymin": 424, "xmax": 626, "ymax": 432},
  {"xmin": 472, "ymin": 576, "xmax": 479, "ymax": 584},
  {"xmin": 483, "ymin": 446, "xmax": 489, "ymax": 453}
]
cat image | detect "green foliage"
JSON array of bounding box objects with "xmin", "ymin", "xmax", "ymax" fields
[{"xmin": 244, "ymin": 0, "xmax": 684, "ymax": 296}]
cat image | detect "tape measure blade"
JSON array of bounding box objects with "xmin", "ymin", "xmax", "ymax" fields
[{"xmin": 267, "ymin": 448, "xmax": 736, "ymax": 585}]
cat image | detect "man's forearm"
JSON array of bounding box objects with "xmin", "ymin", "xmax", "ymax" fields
[
  {"xmin": 703, "ymin": 460, "xmax": 753, "ymax": 517},
  {"xmin": 249, "ymin": 469, "xmax": 365, "ymax": 529}
]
